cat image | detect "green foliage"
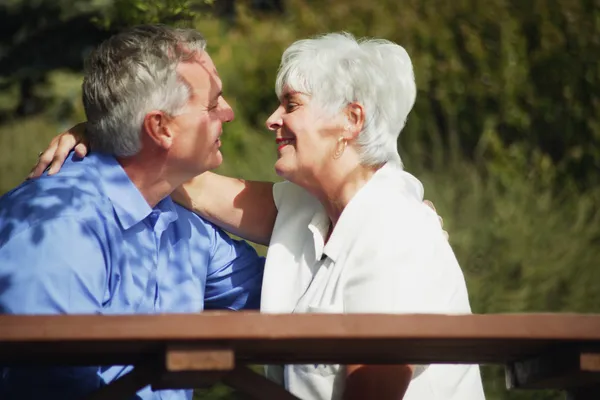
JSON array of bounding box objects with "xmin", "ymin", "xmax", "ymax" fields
[
  {"xmin": 93, "ymin": 0, "xmax": 204, "ymax": 28},
  {"xmin": 225, "ymin": 0, "xmax": 600, "ymax": 187},
  {"xmin": 1, "ymin": 1, "xmax": 599, "ymax": 399}
]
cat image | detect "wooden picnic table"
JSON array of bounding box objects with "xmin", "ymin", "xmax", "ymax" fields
[{"xmin": 0, "ymin": 312, "xmax": 599, "ymax": 399}]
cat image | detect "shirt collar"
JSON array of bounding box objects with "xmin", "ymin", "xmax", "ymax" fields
[
  {"xmin": 322, "ymin": 163, "xmax": 424, "ymax": 262},
  {"xmin": 154, "ymin": 196, "xmax": 179, "ymax": 233},
  {"xmin": 89, "ymin": 152, "xmax": 178, "ymax": 231},
  {"xmin": 307, "ymin": 209, "xmax": 330, "ymax": 262}
]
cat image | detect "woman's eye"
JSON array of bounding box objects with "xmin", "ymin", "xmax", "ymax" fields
[{"xmin": 286, "ymin": 103, "xmax": 299, "ymax": 112}]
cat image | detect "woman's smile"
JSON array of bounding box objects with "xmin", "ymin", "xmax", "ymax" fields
[{"xmin": 276, "ymin": 137, "xmax": 296, "ymax": 152}]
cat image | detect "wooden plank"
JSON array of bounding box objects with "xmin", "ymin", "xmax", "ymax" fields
[
  {"xmin": 0, "ymin": 337, "xmax": 591, "ymax": 365},
  {"xmin": 0, "ymin": 313, "xmax": 598, "ymax": 397},
  {"xmin": 581, "ymin": 354, "xmax": 600, "ymax": 372},
  {"xmin": 0, "ymin": 313, "xmax": 599, "ymax": 366},
  {"xmin": 2, "ymin": 313, "xmax": 600, "ymax": 342},
  {"xmin": 507, "ymin": 351, "xmax": 600, "ymax": 390},
  {"xmin": 150, "ymin": 344, "xmax": 234, "ymax": 390},
  {"xmin": 165, "ymin": 343, "xmax": 234, "ymax": 371},
  {"xmin": 223, "ymin": 367, "xmax": 301, "ymax": 400}
]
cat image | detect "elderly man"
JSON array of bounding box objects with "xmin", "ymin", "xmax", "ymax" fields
[{"xmin": 0, "ymin": 25, "xmax": 264, "ymax": 400}]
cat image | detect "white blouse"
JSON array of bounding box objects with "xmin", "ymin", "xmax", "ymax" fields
[{"xmin": 261, "ymin": 163, "xmax": 486, "ymax": 400}]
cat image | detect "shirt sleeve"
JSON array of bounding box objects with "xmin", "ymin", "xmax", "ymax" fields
[
  {"xmin": 0, "ymin": 217, "xmax": 108, "ymax": 399},
  {"xmin": 203, "ymin": 224, "xmax": 265, "ymax": 311}
]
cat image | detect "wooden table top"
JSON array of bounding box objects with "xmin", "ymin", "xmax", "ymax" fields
[{"xmin": 1, "ymin": 312, "xmax": 599, "ymax": 366}]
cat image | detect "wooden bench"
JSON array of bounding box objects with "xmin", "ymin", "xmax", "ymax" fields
[{"xmin": 0, "ymin": 312, "xmax": 599, "ymax": 399}]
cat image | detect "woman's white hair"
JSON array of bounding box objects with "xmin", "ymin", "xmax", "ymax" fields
[
  {"xmin": 275, "ymin": 32, "xmax": 416, "ymax": 167},
  {"xmin": 82, "ymin": 24, "xmax": 206, "ymax": 156}
]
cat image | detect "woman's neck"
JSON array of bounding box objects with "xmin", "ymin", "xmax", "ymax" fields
[{"xmin": 311, "ymin": 162, "xmax": 382, "ymax": 230}]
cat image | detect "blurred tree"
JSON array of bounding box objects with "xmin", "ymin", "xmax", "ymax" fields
[
  {"xmin": 0, "ymin": 1, "xmax": 115, "ymax": 117},
  {"xmin": 0, "ymin": 0, "xmax": 208, "ymax": 119},
  {"xmin": 219, "ymin": 0, "xmax": 600, "ymax": 187}
]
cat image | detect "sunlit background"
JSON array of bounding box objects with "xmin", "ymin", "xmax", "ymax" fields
[{"xmin": 1, "ymin": 1, "xmax": 599, "ymax": 399}]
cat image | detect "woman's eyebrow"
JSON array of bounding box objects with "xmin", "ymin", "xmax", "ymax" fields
[{"xmin": 283, "ymin": 91, "xmax": 302, "ymax": 101}]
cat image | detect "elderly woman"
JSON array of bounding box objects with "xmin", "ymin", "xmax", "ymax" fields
[{"xmin": 32, "ymin": 33, "xmax": 485, "ymax": 400}]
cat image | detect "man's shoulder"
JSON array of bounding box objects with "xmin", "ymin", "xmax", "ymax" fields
[
  {"xmin": 0, "ymin": 166, "xmax": 113, "ymax": 243},
  {"xmin": 170, "ymin": 201, "xmax": 220, "ymax": 239}
]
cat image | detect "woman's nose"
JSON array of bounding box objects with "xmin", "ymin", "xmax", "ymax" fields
[{"xmin": 266, "ymin": 106, "xmax": 284, "ymax": 131}]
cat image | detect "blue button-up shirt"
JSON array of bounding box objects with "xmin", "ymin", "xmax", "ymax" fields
[{"xmin": 0, "ymin": 152, "xmax": 265, "ymax": 400}]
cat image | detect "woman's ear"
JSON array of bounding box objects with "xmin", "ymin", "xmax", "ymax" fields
[
  {"xmin": 344, "ymin": 102, "xmax": 365, "ymax": 140},
  {"xmin": 143, "ymin": 111, "xmax": 174, "ymax": 150}
]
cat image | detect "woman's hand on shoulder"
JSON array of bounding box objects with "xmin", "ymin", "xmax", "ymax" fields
[
  {"xmin": 423, "ymin": 199, "xmax": 449, "ymax": 240},
  {"xmin": 28, "ymin": 122, "xmax": 89, "ymax": 179}
]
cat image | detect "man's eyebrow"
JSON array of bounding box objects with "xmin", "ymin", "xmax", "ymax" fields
[{"xmin": 211, "ymin": 90, "xmax": 223, "ymax": 102}]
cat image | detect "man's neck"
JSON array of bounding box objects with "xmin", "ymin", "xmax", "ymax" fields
[{"xmin": 117, "ymin": 153, "xmax": 190, "ymax": 209}]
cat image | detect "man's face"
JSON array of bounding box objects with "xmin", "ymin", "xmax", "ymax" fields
[{"xmin": 167, "ymin": 51, "xmax": 234, "ymax": 175}]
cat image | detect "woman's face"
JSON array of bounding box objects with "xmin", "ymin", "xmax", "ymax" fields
[{"xmin": 266, "ymin": 88, "xmax": 346, "ymax": 187}]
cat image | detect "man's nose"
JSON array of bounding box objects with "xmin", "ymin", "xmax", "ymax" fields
[{"xmin": 220, "ymin": 98, "xmax": 234, "ymax": 122}]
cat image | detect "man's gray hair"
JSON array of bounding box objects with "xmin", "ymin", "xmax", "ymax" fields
[
  {"xmin": 275, "ymin": 32, "xmax": 416, "ymax": 167},
  {"xmin": 82, "ymin": 24, "xmax": 207, "ymax": 156}
]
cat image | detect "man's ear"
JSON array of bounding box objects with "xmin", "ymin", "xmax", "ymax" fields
[
  {"xmin": 344, "ymin": 102, "xmax": 365, "ymax": 141},
  {"xmin": 143, "ymin": 111, "xmax": 174, "ymax": 150}
]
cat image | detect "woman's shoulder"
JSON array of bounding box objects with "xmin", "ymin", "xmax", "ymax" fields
[
  {"xmin": 366, "ymin": 167, "xmax": 425, "ymax": 210},
  {"xmin": 360, "ymin": 168, "xmax": 442, "ymax": 238}
]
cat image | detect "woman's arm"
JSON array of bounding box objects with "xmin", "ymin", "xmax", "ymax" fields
[
  {"xmin": 172, "ymin": 172, "xmax": 277, "ymax": 246},
  {"xmin": 343, "ymin": 364, "xmax": 413, "ymax": 400}
]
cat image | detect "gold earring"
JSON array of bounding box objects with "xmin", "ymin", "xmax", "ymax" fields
[{"xmin": 333, "ymin": 136, "xmax": 347, "ymax": 160}]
